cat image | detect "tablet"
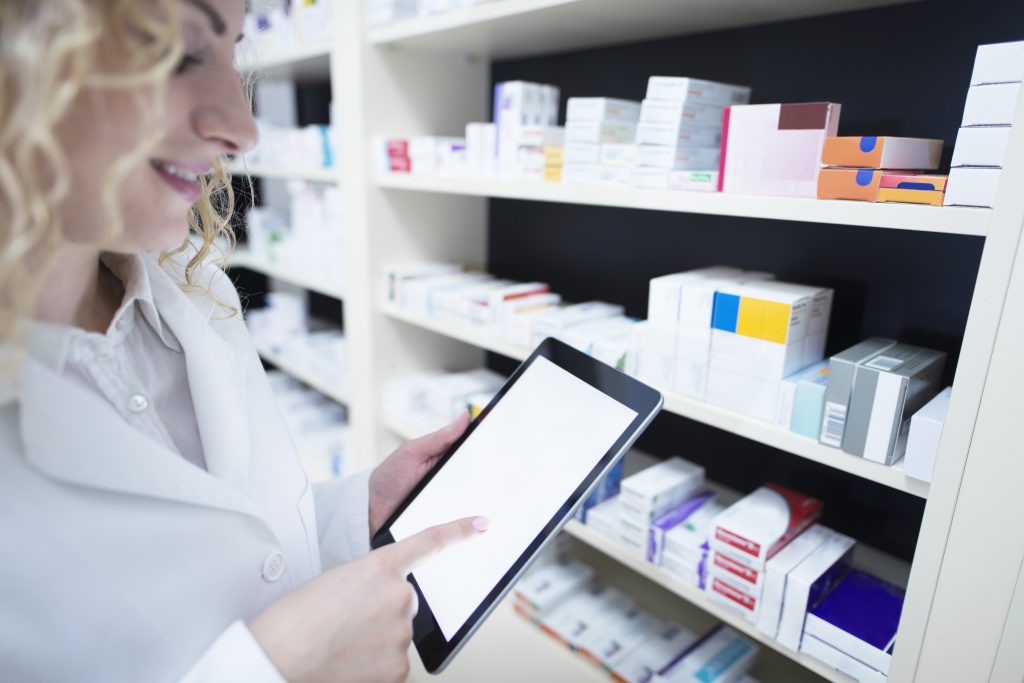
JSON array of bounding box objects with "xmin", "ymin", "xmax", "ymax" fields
[{"xmin": 371, "ymin": 337, "xmax": 663, "ymax": 673}]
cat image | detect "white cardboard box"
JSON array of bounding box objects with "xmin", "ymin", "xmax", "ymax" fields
[
  {"xmin": 654, "ymin": 625, "xmax": 758, "ymax": 683},
  {"xmin": 600, "ymin": 143, "xmax": 639, "ymax": 167},
  {"xmin": 904, "ymin": 386, "xmax": 951, "ymax": 483},
  {"xmin": 800, "ymin": 634, "xmax": 887, "ymax": 683},
  {"xmin": 514, "ymin": 557, "xmax": 595, "ymax": 617},
  {"xmin": 620, "ymin": 457, "xmax": 706, "ymax": 519},
  {"xmin": 645, "ymin": 77, "xmax": 752, "ymax": 106},
  {"xmin": 636, "ymin": 145, "xmax": 721, "ymax": 171},
  {"xmin": 970, "ymin": 40, "xmax": 1024, "ymax": 86},
  {"xmin": 944, "ymin": 166, "xmax": 1001, "ymax": 207},
  {"xmin": 610, "ymin": 622, "xmax": 699, "ymax": 683},
  {"xmin": 961, "ymin": 82, "xmax": 1021, "ymax": 127},
  {"xmin": 951, "ymin": 125, "xmax": 1012, "ymax": 167},
  {"xmin": 564, "ymin": 143, "xmax": 601, "ymax": 165},
  {"xmin": 566, "ymin": 120, "xmax": 638, "ymax": 144},
  {"xmin": 776, "ymin": 530, "xmax": 855, "ymax": 651},
  {"xmin": 755, "ymin": 525, "xmax": 830, "ymax": 639},
  {"xmin": 636, "ymin": 119, "xmax": 723, "ymax": 147},
  {"xmin": 567, "ymin": 97, "xmax": 642, "ymax": 123},
  {"xmin": 562, "ymin": 163, "xmax": 601, "ymax": 184}
]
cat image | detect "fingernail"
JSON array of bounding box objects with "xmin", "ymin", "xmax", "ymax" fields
[{"xmin": 472, "ymin": 516, "xmax": 491, "ymax": 532}]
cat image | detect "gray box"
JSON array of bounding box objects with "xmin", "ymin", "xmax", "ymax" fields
[
  {"xmin": 820, "ymin": 338, "xmax": 897, "ymax": 448},
  {"xmin": 842, "ymin": 344, "xmax": 947, "ymax": 464}
]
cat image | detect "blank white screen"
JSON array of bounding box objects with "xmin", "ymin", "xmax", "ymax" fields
[{"xmin": 390, "ymin": 356, "xmax": 638, "ymax": 640}]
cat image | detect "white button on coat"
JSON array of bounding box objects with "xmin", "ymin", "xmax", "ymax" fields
[
  {"xmin": 128, "ymin": 393, "xmax": 150, "ymax": 413},
  {"xmin": 261, "ymin": 552, "xmax": 285, "ymax": 582}
]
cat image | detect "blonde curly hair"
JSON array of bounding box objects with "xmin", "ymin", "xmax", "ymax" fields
[{"xmin": 0, "ymin": 0, "xmax": 243, "ymax": 352}]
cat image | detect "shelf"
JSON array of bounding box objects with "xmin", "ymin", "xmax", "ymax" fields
[
  {"xmin": 236, "ymin": 42, "xmax": 332, "ymax": 81},
  {"xmin": 381, "ymin": 302, "xmax": 930, "ymax": 498},
  {"xmin": 226, "ymin": 161, "xmax": 339, "ymax": 184},
  {"xmin": 369, "ymin": 0, "xmax": 921, "ymax": 59},
  {"xmin": 228, "ymin": 250, "xmax": 345, "ymax": 300},
  {"xmin": 253, "ymin": 340, "xmax": 349, "ymax": 405},
  {"xmin": 376, "ymin": 174, "xmax": 988, "ymax": 236},
  {"xmin": 565, "ymin": 519, "xmax": 906, "ymax": 683}
]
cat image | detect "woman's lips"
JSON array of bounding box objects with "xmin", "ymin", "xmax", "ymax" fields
[{"xmin": 150, "ymin": 159, "xmax": 210, "ymax": 203}]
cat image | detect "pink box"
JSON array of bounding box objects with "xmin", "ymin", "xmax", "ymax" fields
[{"xmin": 719, "ymin": 102, "xmax": 841, "ymax": 198}]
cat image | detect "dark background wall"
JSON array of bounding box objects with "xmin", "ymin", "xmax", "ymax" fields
[{"xmin": 487, "ymin": 0, "xmax": 1024, "ymax": 560}]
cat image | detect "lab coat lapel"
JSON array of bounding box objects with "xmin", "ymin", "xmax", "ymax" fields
[
  {"xmin": 143, "ymin": 257, "xmax": 252, "ymax": 493},
  {"xmin": 19, "ymin": 359, "xmax": 260, "ymax": 517}
]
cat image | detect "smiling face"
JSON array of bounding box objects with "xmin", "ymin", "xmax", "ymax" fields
[{"xmin": 56, "ymin": 0, "xmax": 257, "ymax": 253}]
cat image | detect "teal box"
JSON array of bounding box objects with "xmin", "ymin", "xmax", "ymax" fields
[{"xmin": 790, "ymin": 362, "xmax": 830, "ymax": 438}]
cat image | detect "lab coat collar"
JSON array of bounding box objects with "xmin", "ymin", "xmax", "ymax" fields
[
  {"xmin": 141, "ymin": 253, "xmax": 252, "ymax": 493},
  {"xmin": 18, "ymin": 358, "xmax": 259, "ymax": 518}
]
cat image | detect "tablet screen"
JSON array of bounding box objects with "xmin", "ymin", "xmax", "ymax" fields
[{"xmin": 389, "ymin": 355, "xmax": 639, "ymax": 640}]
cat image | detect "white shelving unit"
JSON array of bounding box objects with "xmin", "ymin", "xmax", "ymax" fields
[
  {"xmin": 326, "ymin": 1, "xmax": 1024, "ymax": 681},
  {"xmin": 237, "ymin": 41, "xmax": 332, "ymax": 81},
  {"xmin": 252, "ymin": 338, "xmax": 349, "ymax": 406},
  {"xmin": 224, "ymin": 160, "xmax": 338, "ymax": 184},
  {"xmin": 228, "ymin": 249, "xmax": 345, "ymax": 300}
]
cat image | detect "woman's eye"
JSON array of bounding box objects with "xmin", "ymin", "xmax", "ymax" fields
[{"xmin": 175, "ymin": 54, "xmax": 204, "ymax": 74}]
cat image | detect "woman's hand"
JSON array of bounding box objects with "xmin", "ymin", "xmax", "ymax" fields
[
  {"xmin": 368, "ymin": 411, "xmax": 471, "ymax": 536},
  {"xmin": 250, "ymin": 515, "xmax": 488, "ymax": 683}
]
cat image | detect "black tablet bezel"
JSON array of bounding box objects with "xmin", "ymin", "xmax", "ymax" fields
[{"xmin": 370, "ymin": 337, "xmax": 663, "ymax": 674}]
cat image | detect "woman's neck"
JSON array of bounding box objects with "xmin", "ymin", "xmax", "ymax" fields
[{"xmin": 36, "ymin": 246, "xmax": 124, "ymax": 333}]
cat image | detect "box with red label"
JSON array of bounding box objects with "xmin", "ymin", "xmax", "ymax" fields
[
  {"xmin": 876, "ymin": 173, "xmax": 948, "ymax": 206},
  {"xmin": 820, "ymin": 136, "xmax": 941, "ymax": 170},
  {"xmin": 816, "ymin": 168, "xmax": 884, "ymax": 201},
  {"xmin": 709, "ymin": 549, "xmax": 767, "ymax": 591},
  {"xmin": 710, "ymin": 484, "xmax": 823, "ymax": 569},
  {"xmin": 707, "ymin": 575, "xmax": 761, "ymax": 620}
]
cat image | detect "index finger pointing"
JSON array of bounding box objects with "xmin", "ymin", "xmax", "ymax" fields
[{"xmin": 380, "ymin": 516, "xmax": 489, "ymax": 574}]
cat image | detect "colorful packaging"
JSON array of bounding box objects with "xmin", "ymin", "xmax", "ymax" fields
[
  {"xmin": 820, "ymin": 136, "xmax": 942, "ymax": 170},
  {"xmin": 655, "ymin": 625, "xmax": 758, "ymax": 683},
  {"xmin": 816, "ymin": 168, "xmax": 883, "ymax": 202},
  {"xmin": 611, "ymin": 622, "xmax": 700, "ymax": 683}
]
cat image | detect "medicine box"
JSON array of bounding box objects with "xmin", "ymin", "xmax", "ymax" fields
[
  {"xmin": 711, "ymin": 483, "xmax": 823, "ymax": 569},
  {"xmin": 776, "ymin": 361, "xmax": 829, "ymax": 438},
  {"xmin": 804, "ymin": 569, "xmax": 904, "ymax": 675},
  {"xmin": 800, "ymin": 635, "xmax": 887, "ymax": 683},
  {"xmin": 601, "ymin": 143, "xmax": 639, "ymax": 167},
  {"xmin": 540, "ymin": 582, "xmax": 631, "ymax": 647},
  {"xmin": 514, "ymin": 556, "xmax": 595, "ymax": 619},
  {"xmin": 565, "ymin": 143, "xmax": 601, "ymax": 165},
  {"xmin": 610, "ymin": 622, "xmax": 700, "ymax": 683},
  {"xmin": 476, "ymin": 282, "xmax": 552, "ymax": 325},
  {"xmin": 567, "ymin": 97, "xmax": 642, "ymax": 123},
  {"xmin": 879, "ymin": 173, "xmax": 947, "ymax": 191},
  {"xmin": 557, "ymin": 315, "xmax": 637, "ymax": 356},
  {"xmin": 876, "ymin": 187, "xmax": 944, "ymax": 206},
  {"xmin": 669, "ymin": 170, "xmax": 719, "ymax": 192},
  {"xmin": 648, "ymin": 491, "xmax": 717, "ymax": 564},
  {"xmin": 563, "ymin": 163, "xmax": 602, "ymax": 185},
  {"xmin": 636, "ymin": 146, "xmax": 721, "ymax": 171},
  {"xmin": 842, "ymin": 344, "xmax": 946, "ymax": 464},
  {"xmin": 566, "ymin": 120, "xmax": 638, "ymax": 145},
  {"xmin": 507, "ymin": 301, "xmax": 563, "ymax": 348},
  {"xmin": 586, "ymin": 494, "xmax": 622, "ymax": 539},
  {"xmin": 820, "ymin": 338, "xmax": 897, "ymax": 448},
  {"xmin": 382, "ymin": 262, "xmax": 462, "ymax": 304},
  {"xmin": 592, "ymin": 327, "xmax": 640, "ymax": 375},
  {"xmin": 719, "ymin": 102, "xmax": 841, "ymax": 198},
  {"xmin": 576, "ymin": 459, "xmax": 624, "ymax": 522},
  {"xmin": 630, "ymin": 167, "xmax": 672, "ymax": 190},
  {"xmin": 755, "ymin": 524, "xmax": 830, "ymax": 639},
  {"xmin": 951, "ymin": 126, "xmax": 1012, "ymax": 167},
  {"xmin": 654, "ymin": 625, "xmax": 758, "ymax": 683},
  {"xmin": 904, "ymin": 386, "xmax": 951, "ymax": 483},
  {"xmin": 648, "ymin": 267, "xmax": 744, "ymax": 325},
  {"xmin": 706, "ymin": 574, "xmax": 761, "ymax": 620},
  {"xmin": 621, "ymin": 457, "xmax": 706, "ymax": 522},
  {"xmin": 820, "ymin": 136, "xmax": 942, "ymax": 170},
  {"xmin": 776, "ymin": 529, "xmax": 855, "ymax": 651},
  {"xmin": 636, "ymin": 120, "xmax": 723, "ymax": 148},
  {"xmin": 577, "ymin": 606, "xmax": 664, "ymax": 670},
  {"xmin": 497, "ymin": 293, "xmax": 562, "ymax": 342},
  {"xmin": 816, "ymin": 168, "xmax": 883, "ymax": 202},
  {"xmin": 569, "ymin": 594, "xmax": 642, "ymax": 654},
  {"xmin": 638, "ymin": 99, "xmax": 726, "ymax": 129},
  {"xmin": 531, "ymin": 301, "xmax": 625, "ymax": 345},
  {"xmin": 961, "ymin": 83, "xmax": 1021, "ymax": 127},
  {"xmin": 970, "ymin": 40, "xmax": 1024, "ymax": 86},
  {"xmin": 600, "ymin": 166, "xmax": 632, "ymax": 186},
  {"xmin": 645, "ymin": 77, "xmax": 752, "ymax": 107},
  {"xmin": 944, "ymin": 167, "xmax": 1001, "ymax": 207}
]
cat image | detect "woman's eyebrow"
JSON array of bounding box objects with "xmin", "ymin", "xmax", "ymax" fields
[{"xmin": 182, "ymin": 0, "xmax": 227, "ymax": 36}]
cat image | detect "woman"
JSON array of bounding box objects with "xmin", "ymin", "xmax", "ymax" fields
[{"xmin": 0, "ymin": 1, "xmax": 487, "ymax": 681}]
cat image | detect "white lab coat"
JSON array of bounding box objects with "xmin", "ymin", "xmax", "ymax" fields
[{"xmin": 0, "ymin": 254, "xmax": 371, "ymax": 682}]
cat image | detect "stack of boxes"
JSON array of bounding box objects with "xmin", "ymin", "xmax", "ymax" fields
[
  {"xmin": 632, "ymin": 77, "xmax": 750, "ymax": 191},
  {"xmin": 650, "ymin": 493, "xmax": 726, "ymax": 589},
  {"xmin": 544, "ymin": 144, "xmax": 565, "ymax": 183},
  {"xmin": 705, "ymin": 484, "xmax": 823, "ymax": 623},
  {"xmin": 492, "ymin": 80, "xmax": 561, "ymax": 179},
  {"xmin": 617, "ymin": 457, "xmax": 705, "ymax": 557},
  {"xmin": 817, "ymin": 136, "xmax": 945, "ymax": 205},
  {"xmin": 946, "ymin": 40, "xmax": 1024, "ymax": 208},
  {"xmin": 562, "ymin": 97, "xmax": 641, "ymax": 185},
  {"xmin": 707, "ymin": 281, "xmax": 834, "ymax": 423},
  {"xmin": 464, "ymin": 122, "xmax": 497, "ymax": 178}
]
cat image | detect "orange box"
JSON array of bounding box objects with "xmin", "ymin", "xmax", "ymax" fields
[
  {"xmin": 879, "ymin": 173, "xmax": 948, "ymax": 191},
  {"xmin": 877, "ymin": 187, "xmax": 944, "ymax": 206},
  {"xmin": 816, "ymin": 168, "xmax": 882, "ymax": 201},
  {"xmin": 821, "ymin": 136, "xmax": 942, "ymax": 169}
]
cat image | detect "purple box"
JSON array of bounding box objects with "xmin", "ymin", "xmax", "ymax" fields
[
  {"xmin": 803, "ymin": 570, "xmax": 905, "ymax": 675},
  {"xmin": 647, "ymin": 491, "xmax": 717, "ymax": 563}
]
